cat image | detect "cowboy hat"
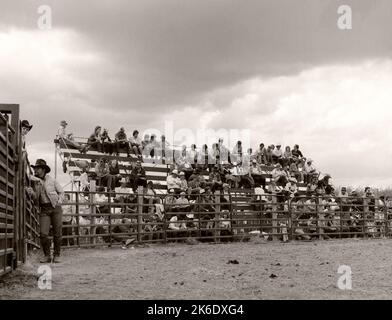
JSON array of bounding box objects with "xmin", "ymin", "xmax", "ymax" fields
[
  {"xmin": 31, "ymin": 159, "xmax": 51, "ymax": 173},
  {"xmin": 21, "ymin": 120, "xmax": 33, "ymax": 130},
  {"xmin": 172, "ymin": 169, "xmax": 178, "ymax": 175}
]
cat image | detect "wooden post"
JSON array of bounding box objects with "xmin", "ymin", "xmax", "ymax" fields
[
  {"xmin": 272, "ymin": 194, "xmax": 278, "ymax": 241},
  {"xmin": 90, "ymin": 180, "xmax": 96, "ymax": 245},
  {"xmin": 289, "ymin": 198, "xmax": 294, "ymax": 241},
  {"xmin": 316, "ymin": 197, "xmax": 323, "ymax": 240},
  {"xmin": 363, "ymin": 198, "xmax": 367, "ymax": 239},
  {"xmin": 137, "ymin": 186, "xmax": 143, "ymax": 243},
  {"xmin": 214, "ymin": 191, "xmax": 221, "ymax": 243},
  {"xmin": 75, "ymin": 191, "xmax": 80, "ymax": 247},
  {"xmin": 384, "ymin": 201, "xmax": 388, "ymax": 238},
  {"xmin": 163, "ymin": 195, "xmax": 167, "ymax": 244},
  {"xmin": 108, "ymin": 192, "xmax": 112, "ymax": 247}
]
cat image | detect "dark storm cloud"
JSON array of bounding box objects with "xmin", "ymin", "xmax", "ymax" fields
[{"xmin": 1, "ymin": 0, "xmax": 392, "ymax": 111}]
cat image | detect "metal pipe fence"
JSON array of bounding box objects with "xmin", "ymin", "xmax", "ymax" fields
[{"xmin": 58, "ymin": 188, "xmax": 392, "ymax": 248}]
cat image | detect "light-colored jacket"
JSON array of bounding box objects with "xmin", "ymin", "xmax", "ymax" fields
[{"xmin": 33, "ymin": 175, "xmax": 64, "ymax": 208}]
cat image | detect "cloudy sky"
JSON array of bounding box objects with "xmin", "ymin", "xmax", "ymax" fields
[{"xmin": 1, "ymin": 0, "xmax": 392, "ymax": 188}]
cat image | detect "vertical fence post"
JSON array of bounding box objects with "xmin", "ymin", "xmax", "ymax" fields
[
  {"xmin": 214, "ymin": 191, "xmax": 221, "ymax": 243},
  {"xmin": 75, "ymin": 191, "xmax": 80, "ymax": 247},
  {"xmin": 108, "ymin": 192, "xmax": 112, "ymax": 247},
  {"xmin": 288, "ymin": 199, "xmax": 293, "ymax": 241},
  {"xmin": 316, "ymin": 197, "xmax": 322, "ymax": 240},
  {"xmin": 362, "ymin": 198, "xmax": 367, "ymax": 239},
  {"xmin": 384, "ymin": 202, "xmax": 388, "ymax": 238},
  {"xmin": 272, "ymin": 194, "xmax": 278, "ymax": 241},
  {"xmin": 90, "ymin": 180, "xmax": 96, "ymax": 246},
  {"xmin": 163, "ymin": 194, "xmax": 167, "ymax": 244},
  {"xmin": 137, "ymin": 186, "xmax": 143, "ymax": 243}
]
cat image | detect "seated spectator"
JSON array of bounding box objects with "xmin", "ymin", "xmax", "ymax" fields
[
  {"xmin": 209, "ymin": 165, "xmax": 223, "ymax": 193},
  {"xmin": 289, "ymin": 160, "xmax": 304, "ymax": 183},
  {"xmin": 292, "ymin": 144, "xmax": 304, "ymax": 161},
  {"xmin": 108, "ymin": 159, "xmax": 122, "ymax": 191},
  {"xmin": 115, "ymin": 179, "xmax": 134, "ymax": 210},
  {"xmin": 82, "ymin": 126, "xmax": 103, "ymax": 153},
  {"xmin": 148, "ymin": 134, "xmax": 160, "ymax": 158},
  {"xmin": 130, "ymin": 160, "xmax": 147, "ymax": 192},
  {"xmin": 210, "ymin": 143, "xmax": 220, "ymax": 167},
  {"xmin": 111, "ymin": 218, "xmax": 137, "ymax": 249},
  {"xmin": 271, "ymin": 164, "xmax": 288, "ymax": 188},
  {"xmin": 250, "ymin": 159, "xmax": 266, "ymax": 189},
  {"xmin": 100, "ymin": 128, "xmax": 113, "ymax": 155},
  {"xmin": 284, "ymin": 177, "xmax": 298, "ymax": 198},
  {"xmin": 141, "ymin": 134, "xmax": 151, "ymax": 156},
  {"xmin": 187, "ymin": 144, "xmax": 198, "ymax": 168},
  {"xmin": 224, "ymin": 163, "xmax": 241, "ymax": 188},
  {"xmin": 179, "ymin": 171, "xmax": 188, "ymax": 193},
  {"xmin": 174, "ymin": 191, "xmax": 191, "ymax": 212},
  {"xmin": 231, "ymin": 141, "xmax": 243, "ymax": 164},
  {"xmin": 282, "ymin": 146, "xmax": 293, "ymax": 167},
  {"xmin": 144, "ymin": 181, "xmax": 157, "ymax": 214},
  {"xmin": 252, "ymin": 184, "xmax": 267, "ymax": 212},
  {"xmin": 58, "ymin": 120, "xmax": 86, "ymax": 152},
  {"xmin": 167, "ymin": 169, "xmax": 182, "ymax": 193},
  {"xmin": 198, "ymin": 189, "xmax": 216, "ymax": 214},
  {"xmin": 197, "ymin": 144, "xmax": 210, "ymax": 170},
  {"xmin": 231, "ymin": 162, "xmax": 254, "ymax": 189},
  {"xmin": 304, "ymin": 158, "xmax": 317, "ymax": 183},
  {"xmin": 164, "ymin": 189, "xmax": 177, "ymax": 212},
  {"xmin": 129, "ymin": 130, "xmax": 143, "ymax": 158},
  {"xmin": 272, "ymin": 143, "xmax": 283, "ymax": 165},
  {"xmin": 176, "ymin": 148, "xmax": 193, "ymax": 179},
  {"xmin": 364, "ymin": 187, "xmax": 376, "ymax": 213},
  {"xmin": 318, "ymin": 174, "xmax": 334, "ymax": 195},
  {"xmin": 218, "ymin": 138, "xmax": 230, "ymax": 164},
  {"xmin": 256, "ymin": 143, "xmax": 267, "ymax": 165},
  {"xmin": 158, "ymin": 135, "xmax": 170, "ymax": 160},
  {"xmin": 95, "ymin": 157, "xmax": 112, "ymax": 191},
  {"xmin": 188, "ymin": 169, "xmax": 204, "ymax": 197},
  {"xmin": 114, "ymin": 127, "xmax": 131, "ymax": 157},
  {"xmin": 306, "ymin": 173, "xmax": 319, "ymax": 194},
  {"xmin": 265, "ymin": 145, "xmax": 274, "ymax": 165}
]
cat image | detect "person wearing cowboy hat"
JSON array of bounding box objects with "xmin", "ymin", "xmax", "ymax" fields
[
  {"xmin": 166, "ymin": 169, "xmax": 181, "ymax": 193},
  {"xmin": 57, "ymin": 120, "xmax": 86, "ymax": 153},
  {"xmin": 130, "ymin": 160, "xmax": 147, "ymax": 192},
  {"xmin": 26, "ymin": 159, "xmax": 64, "ymax": 263},
  {"xmin": 20, "ymin": 120, "xmax": 33, "ymax": 151},
  {"xmin": 304, "ymin": 158, "xmax": 317, "ymax": 184}
]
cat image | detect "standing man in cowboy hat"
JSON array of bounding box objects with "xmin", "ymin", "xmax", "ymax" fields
[
  {"xmin": 26, "ymin": 159, "xmax": 64, "ymax": 263},
  {"xmin": 21, "ymin": 120, "xmax": 33, "ymax": 150}
]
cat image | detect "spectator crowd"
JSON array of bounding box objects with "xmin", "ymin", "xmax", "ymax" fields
[{"xmin": 55, "ymin": 120, "xmax": 392, "ymax": 245}]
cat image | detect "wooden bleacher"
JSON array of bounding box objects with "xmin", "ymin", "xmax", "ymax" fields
[{"xmin": 54, "ymin": 138, "xmax": 308, "ymax": 195}]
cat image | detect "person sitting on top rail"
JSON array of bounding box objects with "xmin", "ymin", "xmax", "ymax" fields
[
  {"xmin": 114, "ymin": 127, "xmax": 131, "ymax": 157},
  {"xmin": 57, "ymin": 120, "xmax": 86, "ymax": 153},
  {"xmin": 129, "ymin": 130, "xmax": 143, "ymax": 158},
  {"xmin": 100, "ymin": 128, "xmax": 113, "ymax": 155}
]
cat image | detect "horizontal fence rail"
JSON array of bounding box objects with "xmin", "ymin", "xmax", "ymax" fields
[{"xmin": 57, "ymin": 188, "xmax": 392, "ymax": 248}]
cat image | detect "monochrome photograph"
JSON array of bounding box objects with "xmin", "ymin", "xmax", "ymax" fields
[{"xmin": 1, "ymin": 0, "xmax": 392, "ymax": 309}]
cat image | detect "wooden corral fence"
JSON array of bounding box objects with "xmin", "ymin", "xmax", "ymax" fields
[
  {"xmin": 0, "ymin": 105, "xmax": 40, "ymax": 277},
  {"xmin": 59, "ymin": 187, "xmax": 392, "ymax": 248}
]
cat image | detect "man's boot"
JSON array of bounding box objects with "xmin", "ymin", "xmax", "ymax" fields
[{"xmin": 40, "ymin": 255, "xmax": 52, "ymax": 263}]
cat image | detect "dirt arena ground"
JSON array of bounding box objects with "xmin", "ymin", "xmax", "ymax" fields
[{"xmin": 1, "ymin": 238, "xmax": 392, "ymax": 300}]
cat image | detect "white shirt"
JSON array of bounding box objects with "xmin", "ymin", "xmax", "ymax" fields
[{"xmin": 167, "ymin": 175, "xmax": 181, "ymax": 189}]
